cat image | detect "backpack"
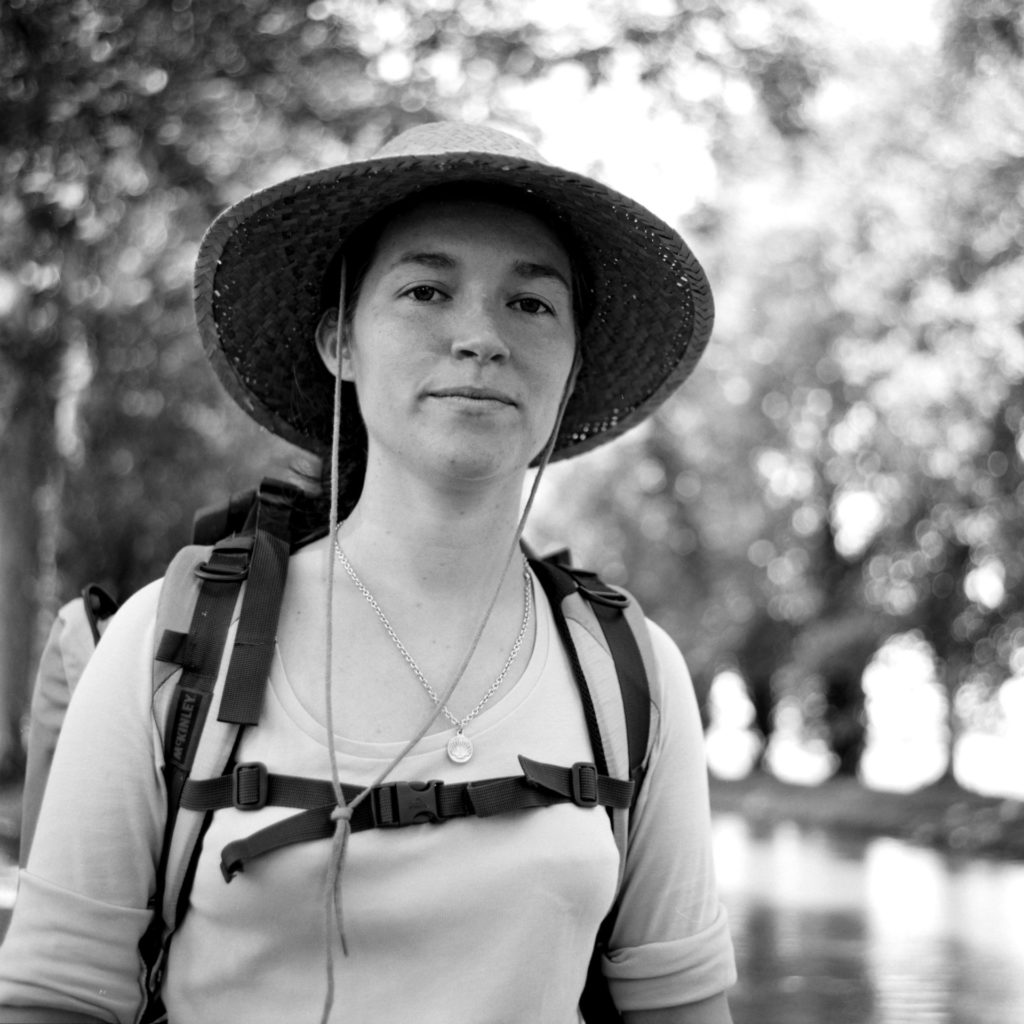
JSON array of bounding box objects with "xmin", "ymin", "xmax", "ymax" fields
[
  {"xmin": 20, "ymin": 583, "xmax": 119, "ymax": 867},
  {"xmin": 20, "ymin": 478, "xmax": 656, "ymax": 1024}
]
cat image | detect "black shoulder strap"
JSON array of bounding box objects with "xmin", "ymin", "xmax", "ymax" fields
[
  {"xmin": 529, "ymin": 555, "xmax": 653, "ymax": 1024},
  {"xmin": 191, "ymin": 487, "xmax": 258, "ymax": 546},
  {"xmin": 215, "ymin": 482, "xmax": 295, "ymax": 726},
  {"xmin": 164, "ymin": 476, "xmax": 299, "ymax": 857}
]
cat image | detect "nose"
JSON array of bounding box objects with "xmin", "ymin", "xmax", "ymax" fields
[{"xmin": 450, "ymin": 304, "xmax": 510, "ymax": 363}]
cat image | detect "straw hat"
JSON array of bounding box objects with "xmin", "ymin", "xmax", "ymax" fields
[{"xmin": 194, "ymin": 121, "xmax": 714, "ymax": 463}]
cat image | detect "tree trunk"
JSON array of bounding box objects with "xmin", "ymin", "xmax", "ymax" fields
[
  {"xmin": 823, "ymin": 670, "xmax": 868, "ymax": 778},
  {"xmin": 0, "ymin": 384, "xmax": 54, "ymax": 783},
  {"xmin": 748, "ymin": 678, "xmax": 775, "ymax": 772},
  {"xmin": 935, "ymin": 658, "xmax": 963, "ymax": 786}
]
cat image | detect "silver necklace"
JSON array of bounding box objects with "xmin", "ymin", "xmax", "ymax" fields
[{"xmin": 333, "ymin": 537, "xmax": 532, "ymax": 764}]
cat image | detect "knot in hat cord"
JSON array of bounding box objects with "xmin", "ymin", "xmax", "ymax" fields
[{"xmin": 316, "ymin": 265, "xmax": 578, "ymax": 1024}]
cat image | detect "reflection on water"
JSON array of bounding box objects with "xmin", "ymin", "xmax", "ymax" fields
[{"xmin": 714, "ymin": 814, "xmax": 1024, "ymax": 1024}]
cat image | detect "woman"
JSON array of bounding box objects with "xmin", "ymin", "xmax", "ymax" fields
[{"xmin": 0, "ymin": 122, "xmax": 736, "ymax": 1023}]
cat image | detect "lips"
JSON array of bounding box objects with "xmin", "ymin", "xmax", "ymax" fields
[{"xmin": 428, "ymin": 386, "xmax": 517, "ymax": 406}]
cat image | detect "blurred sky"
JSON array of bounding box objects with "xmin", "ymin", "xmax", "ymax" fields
[{"xmin": 495, "ymin": 0, "xmax": 941, "ymax": 238}]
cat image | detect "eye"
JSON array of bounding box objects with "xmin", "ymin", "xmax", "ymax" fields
[
  {"xmin": 402, "ymin": 285, "xmax": 446, "ymax": 303},
  {"xmin": 510, "ymin": 296, "xmax": 554, "ymax": 316}
]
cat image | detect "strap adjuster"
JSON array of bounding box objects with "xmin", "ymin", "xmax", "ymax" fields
[
  {"xmin": 570, "ymin": 762, "xmax": 599, "ymax": 806},
  {"xmin": 232, "ymin": 762, "xmax": 269, "ymax": 810},
  {"xmin": 195, "ymin": 535, "xmax": 256, "ymax": 582},
  {"xmin": 561, "ymin": 566, "xmax": 630, "ymax": 608},
  {"xmin": 372, "ymin": 780, "xmax": 445, "ymax": 827}
]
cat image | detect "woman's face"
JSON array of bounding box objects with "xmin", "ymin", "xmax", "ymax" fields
[{"xmin": 325, "ymin": 197, "xmax": 579, "ymax": 490}]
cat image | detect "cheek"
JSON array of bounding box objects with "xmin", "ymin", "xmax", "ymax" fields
[
  {"xmin": 340, "ymin": 308, "xmax": 390, "ymax": 387},
  {"xmin": 533, "ymin": 342, "xmax": 578, "ymax": 397}
]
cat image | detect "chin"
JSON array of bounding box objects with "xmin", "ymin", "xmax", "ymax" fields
[{"xmin": 436, "ymin": 446, "xmax": 526, "ymax": 485}]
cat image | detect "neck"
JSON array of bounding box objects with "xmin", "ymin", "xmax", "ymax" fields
[{"xmin": 336, "ymin": 461, "xmax": 529, "ymax": 599}]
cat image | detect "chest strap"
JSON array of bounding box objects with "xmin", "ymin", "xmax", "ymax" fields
[{"xmin": 180, "ymin": 755, "xmax": 635, "ymax": 882}]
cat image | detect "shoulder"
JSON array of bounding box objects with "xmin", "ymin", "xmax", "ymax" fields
[{"xmin": 643, "ymin": 618, "xmax": 695, "ymax": 689}]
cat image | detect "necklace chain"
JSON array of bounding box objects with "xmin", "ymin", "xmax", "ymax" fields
[{"xmin": 333, "ymin": 536, "xmax": 532, "ymax": 733}]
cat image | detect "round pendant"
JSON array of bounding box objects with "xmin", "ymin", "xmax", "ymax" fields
[{"xmin": 446, "ymin": 731, "xmax": 474, "ymax": 764}]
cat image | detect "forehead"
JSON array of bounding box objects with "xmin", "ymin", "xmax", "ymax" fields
[{"xmin": 370, "ymin": 197, "xmax": 573, "ymax": 274}]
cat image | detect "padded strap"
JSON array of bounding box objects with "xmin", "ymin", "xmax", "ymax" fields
[
  {"xmin": 138, "ymin": 538, "xmax": 250, "ymax": 1015},
  {"xmin": 157, "ymin": 541, "xmax": 251, "ymax": 816},
  {"xmin": 529, "ymin": 557, "xmax": 651, "ymax": 786},
  {"xmin": 530, "ymin": 558, "xmax": 611, "ymax": 776}
]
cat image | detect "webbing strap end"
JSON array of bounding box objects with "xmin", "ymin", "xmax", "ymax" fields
[{"xmin": 155, "ymin": 629, "xmax": 188, "ymax": 666}]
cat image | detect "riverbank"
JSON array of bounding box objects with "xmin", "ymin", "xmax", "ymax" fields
[{"xmin": 710, "ymin": 771, "xmax": 1024, "ymax": 860}]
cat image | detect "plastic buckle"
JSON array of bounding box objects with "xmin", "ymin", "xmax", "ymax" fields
[
  {"xmin": 570, "ymin": 762, "xmax": 599, "ymax": 807},
  {"xmin": 232, "ymin": 762, "xmax": 269, "ymax": 810},
  {"xmin": 373, "ymin": 780, "xmax": 445, "ymax": 827}
]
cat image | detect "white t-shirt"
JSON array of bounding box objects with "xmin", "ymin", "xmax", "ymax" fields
[{"xmin": 0, "ymin": 569, "xmax": 735, "ymax": 1023}]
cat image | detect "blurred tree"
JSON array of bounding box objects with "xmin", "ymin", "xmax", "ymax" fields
[
  {"xmin": 943, "ymin": 0, "xmax": 1023, "ymax": 70},
  {"xmin": 812, "ymin": 4, "xmax": 1024, "ymax": 781},
  {"xmin": 712, "ymin": 6, "xmax": 1024, "ymax": 780},
  {"xmin": 0, "ymin": 0, "xmax": 826, "ymax": 779},
  {"xmin": 539, "ymin": 0, "xmax": 1024, "ymax": 789}
]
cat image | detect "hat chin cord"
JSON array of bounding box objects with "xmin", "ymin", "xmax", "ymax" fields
[{"xmin": 317, "ymin": 266, "xmax": 579, "ymax": 1023}]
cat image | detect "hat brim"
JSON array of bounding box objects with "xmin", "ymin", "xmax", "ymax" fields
[{"xmin": 194, "ymin": 150, "xmax": 713, "ymax": 460}]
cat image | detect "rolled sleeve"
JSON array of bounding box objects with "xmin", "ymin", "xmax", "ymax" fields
[
  {"xmin": 0, "ymin": 872, "xmax": 151, "ymax": 1024},
  {"xmin": 606, "ymin": 906, "xmax": 735, "ymax": 1010}
]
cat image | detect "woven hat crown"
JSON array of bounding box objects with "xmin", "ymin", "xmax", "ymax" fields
[{"xmin": 374, "ymin": 122, "xmax": 548, "ymax": 163}]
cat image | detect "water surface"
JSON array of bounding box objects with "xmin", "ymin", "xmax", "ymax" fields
[{"xmin": 714, "ymin": 814, "xmax": 1024, "ymax": 1024}]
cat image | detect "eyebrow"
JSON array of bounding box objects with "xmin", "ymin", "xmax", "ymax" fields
[
  {"xmin": 386, "ymin": 251, "xmax": 571, "ymax": 291},
  {"xmin": 512, "ymin": 259, "xmax": 571, "ymax": 292},
  {"xmin": 386, "ymin": 251, "xmax": 457, "ymax": 273}
]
